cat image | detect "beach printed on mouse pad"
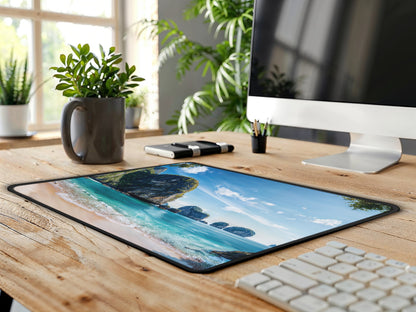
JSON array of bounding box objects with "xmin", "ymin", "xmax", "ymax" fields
[{"xmin": 12, "ymin": 162, "xmax": 395, "ymax": 272}]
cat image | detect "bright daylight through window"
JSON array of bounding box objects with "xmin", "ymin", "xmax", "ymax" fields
[{"xmin": 0, "ymin": 0, "xmax": 158, "ymax": 131}]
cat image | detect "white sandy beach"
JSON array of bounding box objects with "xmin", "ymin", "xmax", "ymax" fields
[{"xmin": 14, "ymin": 181, "xmax": 192, "ymax": 260}]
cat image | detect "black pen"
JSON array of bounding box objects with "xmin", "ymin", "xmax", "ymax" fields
[{"xmin": 262, "ymin": 121, "xmax": 268, "ymax": 136}]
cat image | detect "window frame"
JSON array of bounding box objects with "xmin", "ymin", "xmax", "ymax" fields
[{"xmin": 0, "ymin": 0, "xmax": 121, "ymax": 130}]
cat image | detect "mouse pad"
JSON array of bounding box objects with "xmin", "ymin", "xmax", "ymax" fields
[{"xmin": 8, "ymin": 162, "xmax": 399, "ymax": 273}]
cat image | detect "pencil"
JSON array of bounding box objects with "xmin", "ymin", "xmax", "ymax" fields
[{"xmin": 253, "ymin": 120, "xmax": 259, "ymax": 136}]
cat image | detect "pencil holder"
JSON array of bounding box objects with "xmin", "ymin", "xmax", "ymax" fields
[{"xmin": 251, "ymin": 135, "xmax": 267, "ymax": 153}]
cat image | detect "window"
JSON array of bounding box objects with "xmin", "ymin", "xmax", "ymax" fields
[
  {"xmin": 0, "ymin": 0, "xmax": 158, "ymax": 130},
  {"xmin": 272, "ymin": 0, "xmax": 339, "ymax": 99}
]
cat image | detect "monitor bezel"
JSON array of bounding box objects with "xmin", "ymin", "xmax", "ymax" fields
[
  {"xmin": 247, "ymin": 0, "xmax": 416, "ymax": 172},
  {"xmin": 247, "ymin": 96, "xmax": 416, "ymax": 140}
]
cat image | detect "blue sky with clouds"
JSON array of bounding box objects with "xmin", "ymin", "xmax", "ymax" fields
[{"xmin": 161, "ymin": 163, "xmax": 389, "ymax": 246}]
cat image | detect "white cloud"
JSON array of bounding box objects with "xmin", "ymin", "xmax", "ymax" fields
[
  {"xmin": 223, "ymin": 206, "xmax": 288, "ymax": 230},
  {"xmin": 251, "ymin": 214, "xmax": 288, "ymax": 230},
  {"xmin": 223, "ymin": 205, "xmax": 243, "ymax": 213},
  {"xmin": 181, "ymin": 166, "xmax": 209, "ymax": 174},
  {"xmin": 216, "ymin": 186, "xmax": 256, "ymax": 202},
  {"xmin": 262, "ymin": 201, "xmax": 276, "ymax": 206},
  {"xmin": 312, "ymin": 218, "xmax": 342, "ymax": 227}
]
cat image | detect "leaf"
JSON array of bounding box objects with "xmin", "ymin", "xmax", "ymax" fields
[
  {"xmin": 99, "ymin": 44, "xmax": 105, "ymax": 58},
  {"xmin": 60, "ymin": 54, "xmax": 66, "ymax": 65},
  {"xmin": 80, "ymin": 43, "xmax": 90, "ymax": 55},
  {"xmin": 70, "ymin": 45, "xmax": 80, "ymax": 58},
  {"xmin": 55, "ymin": 83, "xmax": 72, "ymax": 90},
  {"xmin": 128, "ymin": 64, "xmax": 136, "ymax": 75},
  {"xmin": 67, "ymin": 53, "xmax": 73, "ymax": 66},
  {"xmin": 132, "ymin": 76, "xmax": 145, "ymax": 82},
  {"xmin": 63, "ymin": 89, "xmax": 77, "ymax": 97},
  {"xmin": 53, "ymin": 74, "xmax": 67, "ymax": 80}
]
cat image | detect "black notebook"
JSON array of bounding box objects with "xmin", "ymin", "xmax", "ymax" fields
[{"xmin": 144, "ymin": 140, "xmax": 234, "ymax": 158}]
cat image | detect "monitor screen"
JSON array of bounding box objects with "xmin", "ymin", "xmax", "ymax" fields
[
  {"xmin": 247, "ymin": 0, "xmax": 416, "ymax": 173},
  {"xmin": 249, "ymin": 0, "xmax": 416, "ymax": 107}
]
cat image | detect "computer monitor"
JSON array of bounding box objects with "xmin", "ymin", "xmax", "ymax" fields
[{"xmin": 247, "ymin": 0, "xmax": 416, "ymax": 173}]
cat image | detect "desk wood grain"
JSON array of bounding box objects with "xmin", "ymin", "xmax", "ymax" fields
[
  {"xmin": 0, "ymin": 128, "xmax": 163, "ymax": 150},
  {"xmin": 0, "ymin": 131, "xmax": 415, "ymax": 312}
]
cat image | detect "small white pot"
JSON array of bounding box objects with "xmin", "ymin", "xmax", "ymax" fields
[
  {"xmin": 125, "ymin": 107, "xmax": 142, "ymax": 129},
  {"xmin": 0, "ymin": 104, "xmax": 29, "ymax": 136}
]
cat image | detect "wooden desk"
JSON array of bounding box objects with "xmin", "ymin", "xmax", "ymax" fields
[
  {"xmin": 0, "ymin": 131, "xmax": 415, "ymax": 312},
  {"xmin": 0, "ymin": 128, "xmax": 163, "ymax": 150}
]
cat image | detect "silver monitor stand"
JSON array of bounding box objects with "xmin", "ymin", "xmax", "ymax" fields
[{"xmin": 302, "ymin": 133, "xmax": 402, "ymax": 174}]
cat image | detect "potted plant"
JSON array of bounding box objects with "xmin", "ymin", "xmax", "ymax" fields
[
  {"xmin": 0, "ymin": 52, "xmax": 33, "ymax": 137},
  {"xmin": 50, "ymin": 43, "xmax": 144, "ymax": 164},
  {"xmin": 125, "ymin": 87, "xmax": 147, "ymax": 129},
  {"xmin": 139, "ymin": 0, "xmax": 254, "ymax": 134}
]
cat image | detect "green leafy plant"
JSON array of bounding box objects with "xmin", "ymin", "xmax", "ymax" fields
[
  {"xmin": 0, "ymin": 51, "xmax": 33, "ymax": 105},
  {"xmin": 139, "ymin": 0, "xmax": 254, "ymax": 133},
  {"xmin": 50, "ymin": 43, "xmax": 144, "ymax": 98},
  {"xmin": 125, "ymin": 87, "xmax": 147, "ymax": 108}
]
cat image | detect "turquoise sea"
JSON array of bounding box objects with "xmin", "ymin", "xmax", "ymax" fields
[{"xmin": 58, "ymin": 177, "xmax": 268, "ymax": 271}]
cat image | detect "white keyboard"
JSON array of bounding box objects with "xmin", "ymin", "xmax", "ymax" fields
[{"xmin": 235, "ymin": 241, "xmax": 416, "ymax": 312}]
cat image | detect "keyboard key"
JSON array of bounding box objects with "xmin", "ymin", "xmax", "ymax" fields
[
  {"xmin": 336, "ymin": 253, "xmax": 363, "ymax": 264},
  {"xmin": 268, "ymin": 285, "xmax": 301, "ymax": 302},
  {"xmin": 386, "ymin": 259, "xmax": 409, "ymax": 270},
  {"xmin": 376, "ymin": 265, "xmax": 404, "ymax": 278},
  {"xmin": 290, "ymin": 294, "xmax": 329, "ymax": 312},
  {"xmin": 356, "ymin": 260, "xmax": 384, "ymax": 271},
  {"xmin": 326, "ymin": 241, "xmax": 347, "ymax": 249},
  {"xmin": 235, "ymin": 272, "xmax": 270, "ymax": 288},
  {"xmin": 315, "ymin": 246, "xmax": 344, "ymax": 258},
  {"xmin": 404, "ymin": 305, "xmax": 416, "ymax": 312},
  {"xmin": 345, "ymin": 246, "xmax": 366, "ymax": 256},
  {"xmin": 370, "ymin": 277, "xmax": 400, "ymax": 291},
  {"xmin": 256, "ymin": 280, "xmax": 282, "ymax": 293},
  {"xmin": 280, "ymin": 258, "xmax": 342, "ymax": 284},
  {"xmin": 308, "ymin": 284, "xmax": 337, "ymax": 299},
  {"xmin": 349, "ymin": 300, "xmax": 382, "ymax": 312},
  {"xmin": 397, "ymin": 273, "xmax": 416, "ymax": 285},
  {"xmin": 280, "ymin": 258, "xmax": 324, "ymax": 277},
  {"xmin": 392, "ymin": 285, "xmax": 416, "ymax": 299},
  {"xmin": 312, "ymin": 270, "xmax": 343, "ymax": 285},
  {"xmin": 378, "ymin": 295, "xmax": 410, "ymax": 310},
  {"xmin": 349, "ymin": 270, "xmax": 378, "ymax": 283},
  {"xmin": 365, "ymin": 252, "xmax": 387, "ymax": 262},
  {"xmin": 328, "ymin": 262, "xmax": 357, "ymax": 275},
  {"xmin": 322, "ymin": 308, "xmax": 346, "ymax": 312},
  {"xmin": 262, "ymin": 266, "xmax": 318, "ymax": 291},
  {"xmin": 298, "ymin": 252, "xmax": 337, "ymax": 268},
  {"xmin": 356, "ymin": 287, "xmax": 386, "ymax": 301},
  {"xmin": 327, "ymin": 292, "xmax": 357, "ymax": 308},
  {"xmin": 334, "ymin": 279, "xmax": 364, "ymax": 293}
]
